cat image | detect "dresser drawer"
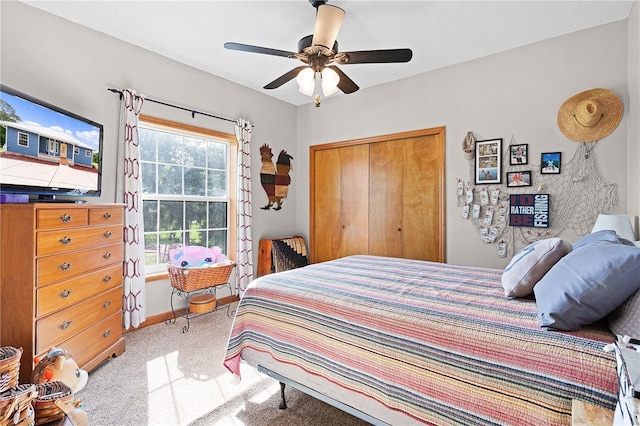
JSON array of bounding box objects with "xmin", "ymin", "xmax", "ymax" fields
[
  {"xmin": 36, "ymin": 264, "xmax": 123, "ymax": 317},
  {"xmin": 47, "ymin": 312, "xmax": 123, "ymax": 369},
  {"xmin": 37, "ymin": 208, "xmax": 89, "ymax": 230},
  {"xmin": 37, "ymin": 243, "xmax": 123, "ymax": 286},
  {"xmin": 36, "ymin": 286, "xmax": 122, "ymax": 354},
  {"xmin": 37, "ymin": 224, "xmax": 123, "ymax": 256},
  {"xmin": 89, "ymin": 207, "xmax": 123, "ymax": 226}
]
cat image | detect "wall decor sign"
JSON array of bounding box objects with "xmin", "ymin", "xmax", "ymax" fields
[
  {"xmin": 509, "ymin": 194, "xmax": 550, "ymax": 228},
  {"xmin": 474, "ymin": 138, "xmax": 502, "ymax": 185},
  {"xmin": 509, "ymin": 144, "xmax": 528, "ymax": 165},
  {"xmin": 506, "ymin": 171, "xmax": 532, "ymax": 187},
  {"xmin": 541, "ymin": 152, "xmax": 561, "ymax": 174}
]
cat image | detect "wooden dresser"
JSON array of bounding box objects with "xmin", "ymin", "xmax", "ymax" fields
[{"xmin": 0, "ymin": 203, "xmax": 126, "ymax": 383}]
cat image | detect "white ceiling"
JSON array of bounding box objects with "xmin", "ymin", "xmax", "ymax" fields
[{"xmin": 21, "ymin": 1, "xmax": 633, "ymax": 106}]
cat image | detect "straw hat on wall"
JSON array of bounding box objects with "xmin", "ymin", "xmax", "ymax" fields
[{"xmin": 557, "ymin": 88, "xmax": 623, "ymax": 142}]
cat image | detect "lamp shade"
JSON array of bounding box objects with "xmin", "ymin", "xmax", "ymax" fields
[
  {"xmin": 591, "ymin": 214, "xmax": 636, "ymax": 242},
  {"xmin": 296, "ymin": 68, "xmax": 315, "ymax": 96},
  {"xmin": 321, "ymin": 67, "xmax": 340, "ymax": 96}
]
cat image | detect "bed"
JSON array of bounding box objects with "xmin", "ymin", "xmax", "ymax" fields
[{"xmin": 223, "ymin": 254, "xmax": 622, "ymax": 425}]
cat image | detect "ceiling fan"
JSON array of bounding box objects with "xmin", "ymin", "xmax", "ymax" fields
[{"xmin": 223, "ymin": 0, "xmax": 413, "ymax": 97}]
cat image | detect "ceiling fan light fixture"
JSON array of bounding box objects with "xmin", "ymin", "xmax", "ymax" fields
[
  {"xmin": 321, "ymin": 67, "xmax": 340, "ymax": 96},
  {"xmin": 311, "ymin": 4, "xmax": 345, "ymax": 52},
  {"xmin": 296, "ymin": 67, "xmax": 315, "ymax": 96}
]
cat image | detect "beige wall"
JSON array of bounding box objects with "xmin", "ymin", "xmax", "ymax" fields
[
  {"xmin": 296, "ymin": 19, "xmax": 637, "ymax": 269},
  {"xmin": 2, "ymin": 1, "xmax": 639, "ymax": 314}
]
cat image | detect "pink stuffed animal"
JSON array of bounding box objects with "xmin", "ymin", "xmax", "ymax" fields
[{"xmin": 169, "ymin": 245, "xmax": 227, "ymax": 267}]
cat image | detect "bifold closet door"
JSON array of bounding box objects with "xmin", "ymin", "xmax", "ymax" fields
[{"xmin": 311, "ymin": 144, "xmax": 369, "ymax": 263}]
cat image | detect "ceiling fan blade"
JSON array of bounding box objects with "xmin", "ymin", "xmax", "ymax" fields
[
  {"xmin": 327, "ymin": 66, "xmax": 359, "ymax": 94},
  {"xmin": 264, "ymin": 66, "xmax": 309, "ymax": 89},
  {"xmin": 311, "ymin": 4, "xmax": 345, "ymax": 53},
  {"xmin": 224, "ymin": 42, "xmax": 296, "ymax": 58},
  {"xmin": 335, "ymin": 49, "xmax": 413, "ymax": 65}
]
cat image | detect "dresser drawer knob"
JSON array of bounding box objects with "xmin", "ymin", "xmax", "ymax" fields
[
  {"xmin": 103, "ymin": 212, "xmax": 113, "ymax": 220},
  {"xmin": 59, "ymin": 289, "xmax": 72, "ymax": 298},
  {"xmin": 59, "ymin": 262, "xmax": 72, "ymax": 271},
  {"xmin": 103, "ymin": 275, "xmax": 112, "ymax": 283},
  {"xmin": 60, "ymin": 214, "xmax": 72, "ymax": 223},
  {"xmin": 103, "ymin": 231, "xmax": 113, "ymax": 238},
  {"xmin": 103, "ymin": 301, "xmax": 112, "ymax": 309},
  {"xmin": 59, "ymin": 236, "xmax": 72, "ymax": 245},
  {"xmin": 59, "ymin": 320, "xmax": 72, "ymax": 330},
  {"xmin": 103, "ymin": 329, "xmax": 112, "ymax": 338},
  {"xmin": 103, "ymin": 252, "xmax": 112, "ymax": 260}
]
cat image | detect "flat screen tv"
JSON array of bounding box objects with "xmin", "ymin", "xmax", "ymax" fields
[{"xmin": 0, "ymin": 85, "xmax": 103, "ymax": 201}]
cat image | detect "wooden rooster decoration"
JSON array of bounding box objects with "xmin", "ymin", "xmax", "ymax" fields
[{"xmin": 260, "ymin": 144, "xmax": 293, "ymax": 210}]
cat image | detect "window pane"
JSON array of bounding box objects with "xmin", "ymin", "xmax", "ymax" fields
[
  {"xmin": 143, "ymin": 200, "xmax": 158, "ymax": 232},
  {"xmin": 159, "ymin": 237, "xmax": 182, "ymax": 264},
  {"xmin": 184, "ymin": 167, "xmax": 206, "ymax": 196},
  {"xmin": 208, "ymin": 229, "xmax": 227, "ymax": 254},
  {"xmin": 139, "ymin": 128, "xmax": 156, "ymax": 161},
  {"xmin": 208, "ymin": 170, "xmax": 227, "ymax": 197},
  {"xmin": 144, "ymin": 233, "xmax": 159, "ymax": 266},
  {"xmin": 158, "ymin": 164, "xmax": 182, "ymax": 195},
  {"xmin": 141, "ymin": 163, "xmax": 157, "ymax": 194},
  {"xmin": 158, "ymin": 132, "xmax": 182, "ymax": 165},
  {"xmin": 209, "ymin": 202, "xmax": 227, "ymax": 228},
  {"xmin": 186, "ymin": 201, "xmax": 207, "ymax": 230},
  {"xmin": 184, "ymin": 136, "xmax": 207, "ymax": 167},
  {"xmin": 159, "ymin": 201, "xmax": 184, "ymax": 233},
  {"xmin": 208, "ymin": 143, "xmax": 227, "ymax": 170}
]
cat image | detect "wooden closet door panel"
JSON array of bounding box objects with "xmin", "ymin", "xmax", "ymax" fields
[
  {"xmin": 369, "ymin": 140, "xmax": 404, "ymax": 258},
  {"xmin": 313, "ymin": 144, "xmax": 369, "ymax": 263},
  {"xmin": 403, "ymin": 134, "xmax": 443, "ymax": 261}
]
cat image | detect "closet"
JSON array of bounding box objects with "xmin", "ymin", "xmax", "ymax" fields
[{"xmin": 310, "ymin": 127, "xmax": 445, "ymax": 264}]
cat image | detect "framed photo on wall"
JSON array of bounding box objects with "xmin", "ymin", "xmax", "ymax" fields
[
  {"xmin": 509, "ymin": 144, "xmax": 528, "ymax": 165},
  {"xmin": 474, "ymin": 138, "xmax": 502, "ymax": 185},
  {"xmin": 506, "ymin": 171, "xmax": 532, "ymax": 187},
  {"xmin": 541, "ymin": 152, "xmax": 561, "ymax": 174}
]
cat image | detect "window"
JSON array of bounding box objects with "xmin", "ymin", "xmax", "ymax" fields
[
  {"xmin": 17, "ymin": 132, "xmax": 28, "ymax": 147},
  {"xmin": 139, "ymin": 115, "xmax": 237, "ymax": 275},
  {"xmin": 46, "ymin": 139, "xmax": 59, "ymax": 154},
  {"xmin": 74, "ymin": 147, "xmax": 80, "ymax": 155}
]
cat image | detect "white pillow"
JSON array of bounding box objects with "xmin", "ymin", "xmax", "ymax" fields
[{"xmin": 502, "ymin": 238, "xmax": 572, "ymax": 298}]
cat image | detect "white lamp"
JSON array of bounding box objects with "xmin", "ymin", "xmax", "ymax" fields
[
  {"xmin": 321, "ymin": 67, "xmax": 340, "ymax": 96},
  {"xmin": 591, "ymin": 214, "xmax": 636, "ymax": 241},
  {"xmin": 296, "ymin": 68, "xmax": 315, "ymax": 96}
]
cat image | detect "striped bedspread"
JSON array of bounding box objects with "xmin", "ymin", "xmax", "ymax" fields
[{"xmin": 224, "ymin": 255, "xmax": 617, "ymax": 425}]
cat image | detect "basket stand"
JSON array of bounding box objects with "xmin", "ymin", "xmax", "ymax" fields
[{"xmin": 164, "ymin": 262, "xmax": 236, "ymax": 333}]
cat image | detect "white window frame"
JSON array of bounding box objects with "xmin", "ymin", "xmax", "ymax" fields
[
  {"xmin": 138, "ymin": 115, "xmax": 237, "ymax": 275},
  {"xmin": 17, "ymin": 132, "xmax": 29, "ymax": 147}
]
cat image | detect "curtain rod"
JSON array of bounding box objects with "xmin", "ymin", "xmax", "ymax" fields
[{"xmin": 107, "ymin": 88, "xmax": 250, "ymax": 126}]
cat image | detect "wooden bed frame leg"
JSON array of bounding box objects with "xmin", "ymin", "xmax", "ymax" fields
[{"xmin": 279, "ymin": 382, "xmax": 287, "ymax": 410}]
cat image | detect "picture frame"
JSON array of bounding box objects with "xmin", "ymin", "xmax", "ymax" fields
[
  {"xmin": 474, "ymin": 138, "xmax": 502, "ymax": 185},
  {"xmin": 541, "ymin": 152, "xmax": 561, "ymax": 174},
  {"xmin": 506, "ymin": 171, "xmax": 532, "ymax": 187},
  {"xmin": 509, "ymin": 144, "xmax": 528, "ymax": 165}
]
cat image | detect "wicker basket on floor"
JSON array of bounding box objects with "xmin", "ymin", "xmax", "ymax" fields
[
  {"xmin": 0, "ymin": 347, "xmax": 22, "ymax": 393},
  {"xmin": 32, "ymin": 381, "xmax": 73, "ymax": 425},
  {"xmin": 167, "ymin": 262, "xmax": 235, "ymax": 292},
  {"xmin": 0, "ymin": 383, "xmax": 38, "ymax": 426}
]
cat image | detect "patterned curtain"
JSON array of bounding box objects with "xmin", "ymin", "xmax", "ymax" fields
[
  {"xmin": 234, "ymin": 119, "xmax": 254, "ymax": 293},
  {"xmin": 116, "ymin": 89, "xmax": 146, "ymax": 329}
]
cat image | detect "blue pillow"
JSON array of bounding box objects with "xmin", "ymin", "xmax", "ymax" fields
[
  {"xmin": 534, "ymin": 240, "xmax": 640, "ymax": 331},
  {"xmin": 573, "ymin": 229, "xmax": 635, "ymax": 250}
]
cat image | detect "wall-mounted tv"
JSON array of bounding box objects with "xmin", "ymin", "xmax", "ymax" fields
[{"xmin": 0, "ymin": 85, "xmax": 103, "ymax": 200}]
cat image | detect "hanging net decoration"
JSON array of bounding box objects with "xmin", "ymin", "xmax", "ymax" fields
[{"xmin": 459, "ymin": 137, "xmax": 617, "ymax": 257}]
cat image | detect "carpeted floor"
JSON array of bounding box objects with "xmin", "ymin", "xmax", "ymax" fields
[{"xmin": 79, "ymin": 307, "xmax": 369, "ymax": 425}]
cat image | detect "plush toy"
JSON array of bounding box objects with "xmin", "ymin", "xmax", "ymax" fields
[
  {"xmin": 55, "ymin": 398, "xmax": 88, "ymax": 426},
  {"xmin": 32, "ymin": 347, "xmax": 88, "ymax": 393},
  {"xmin": 168, "ymin": 245, "xmax": 227, "ymax": 267}
]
